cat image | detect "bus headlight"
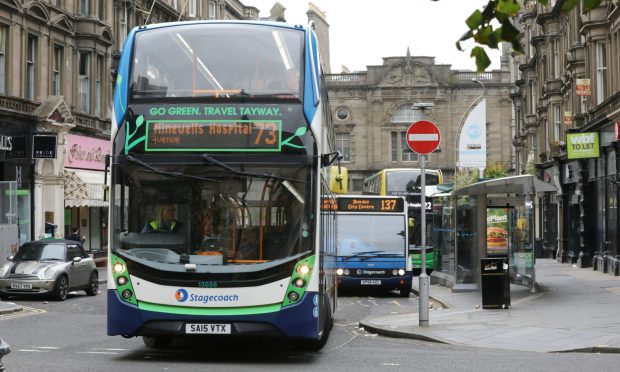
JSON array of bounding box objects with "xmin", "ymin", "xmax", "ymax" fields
[
  {"xmin": 117, "ymin": 276, "xmax": 128, "ymax": 286},
  {"xmin": 398, "ymin": 269, "xmax": 406, "ymax": 276},
  {"xmin": 113, "ymin": 262, "xmax": 126, "ymax": 274},
  {"xmin": 297, "ymin": 264, "xmax": 311, "ymax": 275},
  {"xmin": 392, "ymin": 269, "xmax": 398, "ymax": 276},
  {"xmin": 343, "ymin": 269, "xmax": 350, "ymax": 275},
  {"xmin": 121, "ymin": 289, "xmax": 133, "ymax": 300},
  {"xmin": 287, "ymin": 291, "xmax": 300, "ymax": 302},
  {"xmin": 336, "ymin": 268, "xmax": 344, "ymax": 276},
  {"xmin": 293, "ymin": 278, "xmax": 305, "ymax": 288}
]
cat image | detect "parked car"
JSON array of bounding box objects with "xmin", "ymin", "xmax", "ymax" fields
[{"xmin": 0, "ymin": 239, "xmax": 98, "ymax": 301}]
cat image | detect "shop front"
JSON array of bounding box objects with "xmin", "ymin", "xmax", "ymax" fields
[
  {"xmin": 64, "ymin": 133, "xmax": 109, "ymax": 255},
  {"xmin": 1, "ymin": 123, "xmax": 34, "ymax": 246}
]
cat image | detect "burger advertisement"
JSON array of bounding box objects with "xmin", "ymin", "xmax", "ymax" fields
[{"xmin": 486, "ymin": 208, "xmax": 509, "ymax": 256}]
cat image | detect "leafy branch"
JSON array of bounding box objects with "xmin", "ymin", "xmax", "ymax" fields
[{"xmin": 446, "ymin": 0, "xmax": 602, "ymax": 71}]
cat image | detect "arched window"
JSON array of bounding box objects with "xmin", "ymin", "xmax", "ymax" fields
[{"xmin": 390, "ymin": 104, "xmax": 420, "ymax": 162}]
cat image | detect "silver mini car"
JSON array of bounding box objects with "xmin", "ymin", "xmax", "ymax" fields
[{"xmin": 0, "ymin": 239, "xmax": 99, "ymax": 301}]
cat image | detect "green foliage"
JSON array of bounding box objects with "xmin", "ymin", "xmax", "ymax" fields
[
  {"xmin": 449, "ymin": 0, "xmax": 602, "ymax": 72},
  {"xmin": 454, "ymin": 168, "xmax": 479, "ymax": 189},
  {"xmin": 484, "ymin": 161, "xmax": 509, "ymax": 179}
]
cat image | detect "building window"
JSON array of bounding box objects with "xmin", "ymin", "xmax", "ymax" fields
[
  {"xmin": 208, "ymin": 0, "xmax": 217, "ymax": 19},
  {"xmin": 552, "ymin": 39, "xmax": 559, "ymax": 78},
  {"xmin": 0, "ymin": 25, "xmax": 6, "ymax": 94},
  {"xmin": 529, "ymin": 80, "xmax": 537, "ymax": 114},
  {"xmin": 78, "ymin": 52, "xmax": 91, "ymax": 112},
  {"xmin": 391, "ymin": 131, "xmax": 418, "ymax": 162},
  {"xmin": 391, "ymin": 104, "xmax": 416, "ymax": 123},
  {"xmin": 95, "ymin": 55, "xmax": 103, "ymax": 116},
  {"xmin": 53, "ymin": 45, "xmax": 62, "ymax": 95},
  {"xmin": 189, "ymin": 0, "xmax": 196, "ymax": 17},
  {"xmin": 26, "ymin": 35, "xmax": 37, "ymax": 101},
  {"xmin": 98, "ymin": 0, "xmax": 105, "ymax": 20},
  {"xmin": 81, "ymin": 0, "xmax": 89, "ymax": 16},
  {"xmin": 553, "ymin": 104, "xmax": 561, "ymax": 142},
  {"xmin": 596, "ymin": 42, "xmax": 607, "ymax": 104},
  {"xmin": 336, "ymin": 107, "xmax": 349, "ymax": 121},
  {"xmin": 336, "ymin": 133, "xmax": 351, "ymax": 162}
]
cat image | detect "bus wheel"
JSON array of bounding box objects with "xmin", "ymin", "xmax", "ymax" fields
[
  {"xmin": 142, "ymin": 336, "xmax": 172, "ymax": 349},
  {"xmin": 399, "ymin": 285, "xmax": 411, "ymax": 298},
  {"xmin": 292, "ymin": 295, "xmax": 331, "ymax": 351}
]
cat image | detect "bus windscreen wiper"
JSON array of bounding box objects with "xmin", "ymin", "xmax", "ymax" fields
[
  {"xmin": 126, "ymin": 155, "xmax": 221, "ymax": 183},
  {"xmin": 342, "ymin": 250, "xmax": 385, "ymax": 260},
  {"xmin": 201, "ymin": 153, "xmax": 304, "ymax": 184}
]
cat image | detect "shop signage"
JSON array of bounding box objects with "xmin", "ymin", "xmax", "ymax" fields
[
  {"xmin": 567, "ymin": 132, "xmax": 599, "ymax": 159},
  {"xmin": 33, "ymin": 134, "xmax": 57, "ymax": 159},
  {"xmin": 7, "ymin": 136, "xmax": 27, "ymax": 159},
  {"xmin": 0, "ymin": 135, "xmax": 12, "ymax": 151},
  {"xmin": 615, "ymin": 121, "xmax": 620, "ymax": 141},
  {"xmin": 576, "ymin": 79, "xmax": 591, "ymax": 96},
  {"xmin": 66, "ymin": 134, "xmax": 110, "ymax": 171}
]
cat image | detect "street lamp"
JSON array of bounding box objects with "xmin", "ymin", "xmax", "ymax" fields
[{"xmin": 454, "ymin": 78, "xmax": 486, "ymax": 186}]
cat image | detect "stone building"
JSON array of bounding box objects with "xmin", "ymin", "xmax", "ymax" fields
[
  {"xmin": 509, "ymin": 0, "xmax": 619, "ymax": 271},
  {"xmin": 325, "ymin": 49, "xmax": 515, "ymax": 192},
  {"xmin": 0, "ymin": 0, "xmax": 260, "ymax": 251}
]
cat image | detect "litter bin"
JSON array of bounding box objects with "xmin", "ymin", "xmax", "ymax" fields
[
  {"xmin": 534, "ymin": 238, "xmax": 543, "ymax": 258},
  {"xmin": 480, "ymin": 257, "xmax": 510, "ymax": 309}
]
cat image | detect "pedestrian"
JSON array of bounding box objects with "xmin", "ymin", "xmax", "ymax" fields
[{"xmin": 69, "ymin": 227, "xmax": 81, "ymax": 242}]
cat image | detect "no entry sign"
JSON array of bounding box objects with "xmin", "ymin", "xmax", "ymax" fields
[{"xmin": 406, "ymin": 120, "xmax": 441, "ymax": 154}]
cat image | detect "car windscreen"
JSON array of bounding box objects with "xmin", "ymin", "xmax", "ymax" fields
[{"xmin": 14, "ymin": 243, "xmax": 65, "ymax": 261}]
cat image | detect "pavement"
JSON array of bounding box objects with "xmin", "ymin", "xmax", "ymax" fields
[
  {"xmin": 360, "ymin": 258, "xmax": 620, "ymax": 353},
  {"xmin": 3, "ymin": 260, "xmax": 620, "ymax": 353}
]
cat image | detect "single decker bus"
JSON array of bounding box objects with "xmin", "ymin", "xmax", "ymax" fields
[{"xmin": 328, "ymin": 195, "xmax": 412, "ymax": 297}]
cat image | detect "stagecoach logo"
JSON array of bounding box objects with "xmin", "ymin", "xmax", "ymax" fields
[
  {"xmin": 175, "ymin": 288, "xmax": 189, "ymax": 302},
  {"xmin": 174, "ymin": 288, "xmax": 240, "ymax": 304},
  {"xmin": 362, "ymin": 269, "xmax": 387, "ymax": 276}
]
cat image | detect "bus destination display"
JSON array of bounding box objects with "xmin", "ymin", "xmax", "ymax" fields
[
  {"xmin": 145, "ymin": 120, "xmax": 282, "ymax": 152},
  {"xmin": 324, "ymin": 197, "xmax": 404, "ymax": 212}
]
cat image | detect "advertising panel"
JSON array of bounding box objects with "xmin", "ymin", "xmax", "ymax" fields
[
  {"xmin": 487, "ymin": 207, "xmax": 509, "ymax": 256},
  {"xmin": 567, "ymin": 132, "xmax": 600, "ymax": 159}
]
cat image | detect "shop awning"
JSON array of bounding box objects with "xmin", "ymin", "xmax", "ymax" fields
[
  {"xmin": 64, "ymin": 169, "xmax": 107, "ymax": 208},
  {"xmin": 453, "ymin": 175, "xmax": 557, "ymax": 197}
]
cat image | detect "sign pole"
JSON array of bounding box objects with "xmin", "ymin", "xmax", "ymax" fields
[
  {"xmin": 419, "ymin": 154, "xmax": 429, "ymax": 326},
  {"xmin": 405, "ymin": 119, "xmax": 440, "ymax": 328}
]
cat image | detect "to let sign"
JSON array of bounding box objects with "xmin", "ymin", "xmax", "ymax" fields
[
  {"xmin": 406, "ymin": 120, "xmax": 441, "ymax": 155},
  {"xmin": 576, "ymin": 78, "xmax": 591, "ymax": 96}
]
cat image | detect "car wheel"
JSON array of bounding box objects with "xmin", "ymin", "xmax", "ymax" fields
[
  {"xmin": 142, "ymin": 336, "xmax": 172, "ymax": 349},
  {"xmin": 85, "ymin": 271, "xmax": 99, "ymax": 296},
  {"xmin": 53, "ymin": 275, "xmax": 69, "ymax": 301}
]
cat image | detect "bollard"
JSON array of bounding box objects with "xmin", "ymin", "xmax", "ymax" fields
[{"xmin": 0, "ymin": 338, "xmax": 10, "ymax": 372}]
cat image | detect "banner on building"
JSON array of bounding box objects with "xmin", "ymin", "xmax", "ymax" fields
[
  {"xmin": 567, "ymin": 132, "xmax": 599, "ymax": 159},
  {"xmin": 457, "ymin": 98, "xmax": 487, "ymax": 171},
  {"xmin": 65, "ymin": 134, "xmax": 110, "ymax": 171}
]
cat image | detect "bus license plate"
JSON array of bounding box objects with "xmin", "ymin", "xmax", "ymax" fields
[
  {"xmin": 360, "ymin": 280, "xmax": 381, "ymax": 285},
  {"xmin": 186, "ymin": 323, "xmax": 231, "ymax": 334},
  {"xmin": 10, "ymin": 282, "xmax": 32, "ymax": 290}
]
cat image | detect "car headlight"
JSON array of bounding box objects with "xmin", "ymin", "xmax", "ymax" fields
[
  {"xmin": 0, "ymin": 264, "xmax": 8, "ymax": 278},
  {"xmin": 38, "ymin": 267, "xmax": 56, "ymax": 280}
]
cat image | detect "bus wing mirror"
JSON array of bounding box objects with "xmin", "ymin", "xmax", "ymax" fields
[{"xmin": 329, "ymin": 165, "xmax": 348, "ymax": 194}]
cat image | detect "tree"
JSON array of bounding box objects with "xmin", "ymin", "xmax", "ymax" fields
[
  {"xmin": 442, "ymin": 0, "xmax": 603, "ymax": 71},
  {"xmin": 484, "ymin": 161, "xmax": 510, "ymax": 179}
]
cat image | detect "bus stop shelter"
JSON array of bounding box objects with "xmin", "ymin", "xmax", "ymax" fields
[{"xmin": 430, "ymin": 175, "xmax": 557, "ymax": 292}]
